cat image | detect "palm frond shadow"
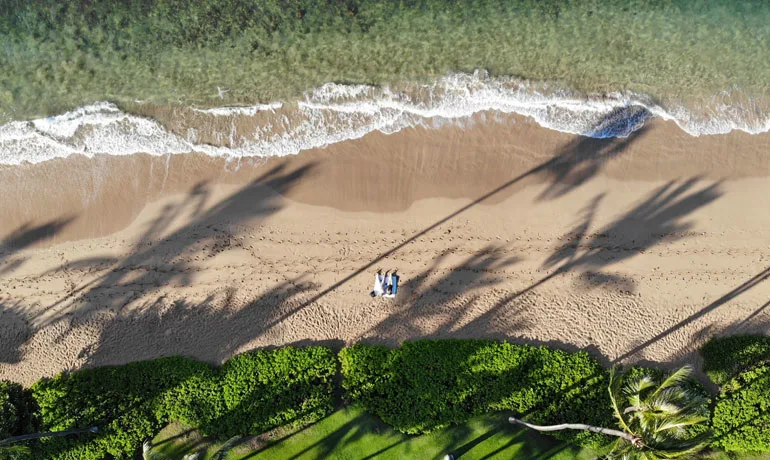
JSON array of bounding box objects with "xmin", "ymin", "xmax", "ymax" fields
[
  {"xmin": 0, "ymin": 298, "xmax": 32, "ymax": 364},
  {"xmin": 80, "ymin": 276, "xmax": 321, "ymax": 368},
  {"xmin": 0, "ymin": 217, "xmax": 76, "ymax": 275},
  {"xmin": 537, "ymin": 106, "xmax": 651, "ymax": 201},
  {"xmin": 30, "ymin": 163, "xmax": 317, "ymax": 365},
  {"xmin": 545, "ymin": 178, "xmax": 722, "ymax": 287},
  {"xmin": 10, "ymin": 108, "xmax": 656, "ymax": 379},
  {"xmin": 361, "ymin": 246, "xmax": 523, "ymax": 345}
]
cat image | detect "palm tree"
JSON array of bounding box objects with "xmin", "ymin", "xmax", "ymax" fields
[{"xmin": 509, "ymin": 365, "xmax": 712, "ymax": 459}]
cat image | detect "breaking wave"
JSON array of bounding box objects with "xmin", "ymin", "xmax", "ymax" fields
[{"xmin": 1, "ymin": 71, "xmax": 768, "ymax": 165}]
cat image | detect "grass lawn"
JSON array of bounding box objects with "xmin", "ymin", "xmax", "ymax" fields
[{"xmin": 150, "ymin": 407, "xmax": 601, "ymax": 459}]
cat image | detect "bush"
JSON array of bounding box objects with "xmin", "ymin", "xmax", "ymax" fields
[
  {"xmin": 200, "ymin": 346, "xmax": 337, "ymax": 438},
  {"xmin": 0, "ymin": 446, "xmax": 33, "ymax": 460},
  {"xmin": 701, "ymin": 335, "xmax": 770, "ymax": 386},
  {"xmin": 711, "ymin": 363, "xmax": 770, "ymax": 452},
  {"xmin": 0, "ymin": 380, "xmax": 36, "ymax": 440},
  {"xmin": 31, "ymin": 346, "xmax": 337, "ymax": 460},
  {"xmin": 340, "ymin": 340, "xmax": 613, "ymax": 448},
  {"xmin": 32, "ymin": 357, "xmax": 212, "ymax": 460},
  {"xmin": 703, "ymin": 335, "xmax": 770, "ymax": 453}
]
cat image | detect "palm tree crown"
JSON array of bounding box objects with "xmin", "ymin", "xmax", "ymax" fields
[
  {"xmin": 607, "ymin": 365, "xmax": 711, "ymax": 459},
  {"xmin": 509, "ymin": 365, "xmax": 712, "ymax": 459}
]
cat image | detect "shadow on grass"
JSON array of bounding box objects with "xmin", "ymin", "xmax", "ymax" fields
[{"xmin": 151, "ymin": 428, "xmax": 196, "ymax": 447}]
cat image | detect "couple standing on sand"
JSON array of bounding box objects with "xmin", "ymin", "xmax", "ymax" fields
[{"xmin": 371, "ymin": 271, "xmax": 399, "ymax": 298}]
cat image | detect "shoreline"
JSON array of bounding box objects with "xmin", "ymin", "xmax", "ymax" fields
[
  {"xmin": 2, "ymin": 114, "xmax": 770, "ymax": 246},
  {"xmin": 2, "ymin": 114, "xmax": 770, "ymax": 385}
]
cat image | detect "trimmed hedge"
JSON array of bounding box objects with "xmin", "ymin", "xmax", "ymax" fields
[
  {"xmin": 31, "ymin": 347, "xmax": 336, "ymax": 460},
  {"xmin": 5, "ymin": 336, "xmax": 767, "ymax": 457},
  {"xmin": 711, "ymin": 364, "xmax": 770, "ymax": 453},
  {"xmin": 701, "ymin": 334, "xmax": 770, "ymax": 386},
  {"xmin": 0, "ymin": 380, "xmax": 36, "ymax": 440},
  {"xmin": 704, "ymin": 335, "xmax": 770, "ymax": 453},
  {"xmin": 201, "ymin": 346, "xmax": 336, "ymax": 438},
  {"xmin": 32, "ymin": 357, "xmax": 215, "ymax": 460},
  {"xmin": 340, "ymin": 340, "xmax": 613, "ymax": 448}
]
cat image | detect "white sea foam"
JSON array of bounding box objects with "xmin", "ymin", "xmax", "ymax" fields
[
  {"xmin": 1, "ymin": 70, "xmax": 768, "ymax": 165},
  {"xmin": 192, "ymin": 103, "xmax": 283, "ymax": 116}
]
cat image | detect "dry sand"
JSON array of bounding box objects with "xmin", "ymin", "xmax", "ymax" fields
[{"xmin": 2, "ymin": 113, "xmax": 770, "ymax": 386}]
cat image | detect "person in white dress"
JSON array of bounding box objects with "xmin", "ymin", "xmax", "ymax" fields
[{"xmin": 371, "ymin": 272, "xmax": 385, "ymax": 297}]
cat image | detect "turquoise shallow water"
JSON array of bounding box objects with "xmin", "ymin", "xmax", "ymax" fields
[
  {"xmin": 2, "ymin": 0, "xmax": 770, "ymax": 118},
  {"xmin": 2, "ymin": 0, "xmax": 770, "ymax": 164}
]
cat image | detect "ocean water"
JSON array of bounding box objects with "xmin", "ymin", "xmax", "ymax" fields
[
  {"xmin": 3, "ymin": 1, "xmax": 770, "ymax": 164},
  {"xmin": 0, "ymin": 70, "xmax": 768, "ymax": 165}
]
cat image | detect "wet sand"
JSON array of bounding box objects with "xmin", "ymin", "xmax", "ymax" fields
[{"xmin": 2, "ymin": 113, "xmax": 770, "ymax": 385}]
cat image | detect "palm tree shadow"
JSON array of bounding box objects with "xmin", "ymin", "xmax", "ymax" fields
[
  {"xmin": 0, "ymin": 298, "xmax": 32, "ymax": 364},
  {"xmin": 11, "ymin": 107, "xmax": 651, "ymax": 376},
  {"xmin": 541, "ymin": 178, "xmax": 722, "ymax": 294},
  {"xmin": 80, "ymin": 276, "xmax": 321, "ymax": 368},
  {"xmin": 257, "ymin": 107, "xmax": 651, "ymax": 319},
  {"xmin": 538, "ymin": 107, "xmax": 651, "ymax": 201},
  {"xmin": 32, "ymin": 163, "xmax": 317, "ymax": 365},
  {"xmin": 615, "ymin": 265, "xmax": 770, "ymax": 366},
  {"xmin": 0, "ymin": 216, "xmax": 76, "ymax": 275},
  {"xmin": 439, "ymin": 178, "xmax": 723, "ymax": 347},
  {"xmin": 570, "ymin": 178, "xmax": 722, "ymax": 271},
  {"xmin": 362, "ymin": 246, "xmax": 522, "ymax": 345}
]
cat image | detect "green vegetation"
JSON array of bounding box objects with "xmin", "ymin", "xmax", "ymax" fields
[
  {"xmin": 33, "ymin": 357, "xmax": 213, "ymax": 459},
  {"xmin": 3, "ymin": 337, "xmax": 770, "ymax": 458},
  {"xmin": 606, "ymin": 366, "xmax": 711, "ymax": 458},
  {"xmin": 704, "ymin": 336, "xmax": 770, "ymax": 454},
  {"xmin": 0, "ymin": 445, "xmax": 32, "ymax": 460},
  {"xmin": 0, "ymin": 381, "xmax": 35, "ymax": 440},
  {"xmin": 3, "ymin": 1, "xmax": 770, "ymax": 121},
  {"xmin": 510, "ymin": 366, "xmax": 712, "ymax": 459},
  {"xmin": 29, "ymin": 347, "xmax": 336, "ymax": 459},
  {"xmin": 340, "ymin": 340, "xmax": 613, "ymax": 447},
  {"xmin": 701, "ymin": 335, "xmax": 770, "ymax": 386},
  {"xmin": 711, "ymin": 365, "xmax": 770, "ymax": 453},
  {"xmin": 149, "ymin": 407, "xmax": 602, "ymax": 459}
]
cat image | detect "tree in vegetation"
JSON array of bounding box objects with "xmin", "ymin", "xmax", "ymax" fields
[{"xmin": 510, "ymin": 366, "xmax": 711, "ymax": 459}]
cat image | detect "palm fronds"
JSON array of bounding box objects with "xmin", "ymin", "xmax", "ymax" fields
[{"xmin": 606, "ymin": 366, "xmax": 711, "ymax": 459}]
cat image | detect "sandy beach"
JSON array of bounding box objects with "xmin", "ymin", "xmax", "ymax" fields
[{"xmin": 2, "ymin": 113, "xmax": 770, "ymax": 386}]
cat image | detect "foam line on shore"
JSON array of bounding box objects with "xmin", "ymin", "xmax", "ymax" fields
[{"xmin": 1, "ymin": 71, "xmax": 768, "ymax": 165}]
